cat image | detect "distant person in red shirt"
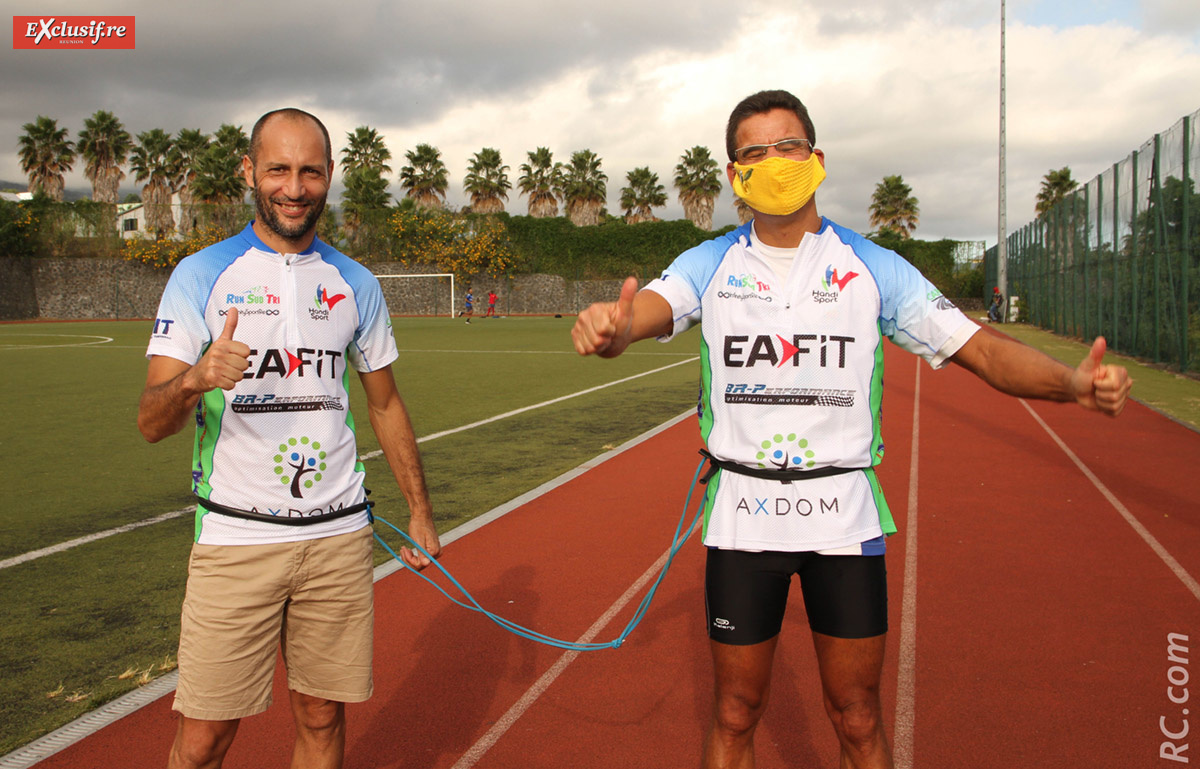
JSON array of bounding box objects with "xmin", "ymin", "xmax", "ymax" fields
[{"xmin": 484, "ymin": 291, "xmax": 498, "ymax": 318}]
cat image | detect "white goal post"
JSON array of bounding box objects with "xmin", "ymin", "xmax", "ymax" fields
[{"xmin": 374, "ymin": 273, "xmax": 456, "ymax": 318}]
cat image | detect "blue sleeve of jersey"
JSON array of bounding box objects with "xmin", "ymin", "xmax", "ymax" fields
[
  {"xmin": 661, "ymin": 224, "xmax": 748, "ymax": 300},
  {"xmin": 146, "ymin": 243, "xmax": 240, "ymax": 363},
  {"xmin": 828, "ymin": 222, "xmax": 966, "ymax": 360},
  {"xmin": 647, "ymin": 224, "xmax": 749, "ymax": 337}
]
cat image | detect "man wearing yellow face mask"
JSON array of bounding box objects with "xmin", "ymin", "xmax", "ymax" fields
[{"xmin": 572, "ymin": 90, "xmax": 1131, "ymax": 769}]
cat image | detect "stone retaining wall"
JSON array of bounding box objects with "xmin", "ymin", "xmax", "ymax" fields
[
  {"xmin": 0, "ymin": 257, "xmax": 636, "ymax": 320},
  {"xmin": 0, "ymin": 256, "xmax": 985, "ymax": 321}
]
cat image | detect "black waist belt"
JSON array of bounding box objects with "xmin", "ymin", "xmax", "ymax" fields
[
  {"xmin": 699, "ymin": 449, "xmax": 865, "ymax": 485},
  {"xmin": 195, "ymin": 495, "xmax": 373, "ymax": 526}
]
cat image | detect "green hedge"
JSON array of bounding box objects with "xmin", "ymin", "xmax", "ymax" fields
[
  {"xmin": 868, "ymin": 231, "xmax": 983, "ymax": 298},
  {"xmin": 500, "ymin": 214, "xmax": 737, "ymax": 280}
]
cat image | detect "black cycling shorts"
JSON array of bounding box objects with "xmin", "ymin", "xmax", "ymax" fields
[{"xmin": 705, "ymin": 547, "xmax": 888, "ymax": 644}]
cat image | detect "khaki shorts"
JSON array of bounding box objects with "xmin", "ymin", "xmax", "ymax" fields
[{"xmin": 173, "ymin": 526, "xmax": 374, "ymax": 720}]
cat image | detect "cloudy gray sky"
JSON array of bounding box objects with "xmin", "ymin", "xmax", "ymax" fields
[{"xmin": 3, "ymin": 0, "xmax": 1198, "ymax": 244}]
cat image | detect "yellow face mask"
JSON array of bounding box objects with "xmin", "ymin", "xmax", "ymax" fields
[{"xmin": 731, "ymin": 154, "xmax": 826, "ymax": 216}]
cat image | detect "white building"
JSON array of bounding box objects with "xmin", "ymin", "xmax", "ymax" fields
[{"xmin": 116, "ymin": 194, "xmax": 188, "ymax": 240}]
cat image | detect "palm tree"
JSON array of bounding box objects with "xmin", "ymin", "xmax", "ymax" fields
[
  {"xmin": 1035, "ymin": 167, "xmax": 1077, "ymax": 215},
  {"xmin": 77, "ymin": 110, "xmax": 131, "ymax": 204},
  {"xmin": 620, "ymin": 167, "xmax": 667, "ymax": 224},
  {"xmin": 193, "ymin": 124, "xmax": 249, "ymax": 233},
  {"xmin": 340, "ymin": 126, "xmax": 392, "ymax": 179},
  {"xmin": 18, "ymin": 116, "xmax": 76, "ymax": 201},
  {"xmin": 517, "ymin": 147, "xmax": 562, "ymax": 218},
  {"xmin": 170, "ymin": 128, "xmax": 210, "ymax": 236},
  {"xmin": 673, "ymin": 146, "xmax": 723, "ymax": 230},
  {"xmin": 561, "ymin": 150, "xmax": 607, "ymax": 227},
  {"xmin": 868, "ymin": 175, "xmax": 920, "ymax": 239},
  {"xmin": 341, "ymin": 166, "xmax": 391, "ymax": 245},
  {"xmin": 733, "ymin": 196, "xmax": 754, "ymax": 225},
  {"xmin": 464, "ymin": 148, "xmax": 511, "ymax": 214},
  {"xmin": 129, "ymin": 129, "xmax": 176, "ymax": 238},
  {"xmin": 399, "ymin": 144, "xmax": 449, "ymax": 209}
]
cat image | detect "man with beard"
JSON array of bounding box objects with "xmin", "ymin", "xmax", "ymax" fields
[{"xmin": 139, "ymin": 108, "xmax": 441, "ymax": 769}]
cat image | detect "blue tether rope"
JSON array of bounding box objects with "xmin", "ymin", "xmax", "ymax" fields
[{"xmin": 371, "ymin": 457, "xmax": 708, "ymax": 651}]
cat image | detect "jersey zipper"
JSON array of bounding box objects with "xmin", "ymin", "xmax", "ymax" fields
[{"xmin": 283, "ymin": 254, "xmax": 300, "ymax": 347}]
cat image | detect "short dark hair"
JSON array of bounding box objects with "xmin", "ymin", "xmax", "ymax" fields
[
  {"xmin": 249, "ymin": 108, "xmax": 332, "ymax": 166},
  {"xmin": 725, "ymin": 90, "xmax": 816, "ymax": 162}
]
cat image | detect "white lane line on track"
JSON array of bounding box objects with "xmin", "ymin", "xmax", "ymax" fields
[
  {"xmin": 0, "ymin": 508, "xmax": 194, "ymax": 571},
  {"xmin": 362, "ymin": 357, "xmax": 697, "ymax": 456},
  {"xmin": 449, "ymin": 531, "xmax": 696, "ymax": 769},
  {"xmin": 0, "ymin": 358, "xmax": 697, "ymax": 570},
  {"xmin": 893, "ymin": 363, "xmax": 921, "ymax": 769},
  {"xmin": 1020, "ymin": 399, "xmax": 1200, "ymax": 603},
  {"xmin": 0, "ymin": 411, "xmax": 696, "ymax": 769}
]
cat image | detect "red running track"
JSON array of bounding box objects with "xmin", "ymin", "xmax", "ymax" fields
[{"xmin": 23, "ymin": 332, "xmax": 1200, "ymax": 768}]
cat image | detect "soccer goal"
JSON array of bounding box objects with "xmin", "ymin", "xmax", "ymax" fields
[{"xmin": 375, "ymin": 273, "xmax": 456, "ymax": 318}]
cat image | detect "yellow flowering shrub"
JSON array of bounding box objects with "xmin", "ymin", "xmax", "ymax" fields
[
  {"xmin": 122, "ymin": 226, "xmax": 224, "ymax": 269},
  {"xmin": 389, "ymin": 207, "xmax": 515, "ymax": 278}
]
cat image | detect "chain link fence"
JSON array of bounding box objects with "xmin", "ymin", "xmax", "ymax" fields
[{"xmin": 986, "ymin": 107, "xmax": 1199, "ymax": 373}]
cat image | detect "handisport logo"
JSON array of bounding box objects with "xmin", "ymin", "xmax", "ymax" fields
[
  {"xmin": 274, "ymin": 436, "xmax": 327, "ymax": 499},
  {"xmin": 13, "ymin": 16, "xmax": 135, "ymax": 49},
  {"xmin": 310, "ymin": 284, "xmax": 346, "ymax": 320},
  {"xmin": 812, "ymin": 264, "xmax": 859, "ymax": 304}
]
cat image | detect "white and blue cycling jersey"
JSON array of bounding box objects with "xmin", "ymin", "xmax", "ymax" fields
[
  {"xmin": 645, "ymin": 218, "xmax": 978, "ymax": 554},
  {"xmin": 146, "ymin": 224, "xmax": 398, "ymax": 546}
]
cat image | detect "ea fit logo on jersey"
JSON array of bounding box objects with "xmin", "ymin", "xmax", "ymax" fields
[
  {"xmin": 246, "ymin": 348, "xmax": 344, "ymax": 379},
  {"xmin": 812, "ymin": 264, "xmax": 859, "ymax": 304},
  {"xmin": 310, "ymin": 284, "xmax": 346, "ymax": 321},
  {"xmin": 152, "ymin": 318, "xmax": 175, "ymax": 339},
  {"xmin": 723, "ymin": 332, "xmax": 856, "ymax": 368}
]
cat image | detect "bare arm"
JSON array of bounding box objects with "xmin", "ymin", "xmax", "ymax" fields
[
  {"xmin": 950, "ymin": 329, "xmax": 1132, "ymax": 416},
  {"xmin": 358, "ymin": 365, "xmax": 440, "ymax": 570},
  {"xmin": 571, "ymin": 276, "xmax": 674, "ymax": 358},
  {"xmin": 137, "ymin": 308, "xmax": 251, "ymax": 442}
]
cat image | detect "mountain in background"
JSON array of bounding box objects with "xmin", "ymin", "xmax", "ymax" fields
[{"xmin": 0, "ymin": 179, "xmax": 139, "ymax": 202}]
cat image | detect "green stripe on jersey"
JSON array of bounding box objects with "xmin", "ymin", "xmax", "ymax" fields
[{"xmin": 193, "ymin": 387, "xmax": 228, "ymax": 541}]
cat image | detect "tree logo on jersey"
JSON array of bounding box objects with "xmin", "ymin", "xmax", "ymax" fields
[
  {"xmin": 813, "ymin": 265, "xmax": 858, "ymax": 304},
  {"xmin": 274, "ymin": 436, "xmax": 328, "ymax": 498},
  {"xmin": 755, "ymin": 433, "xmax": 817, "ymax": 471}
]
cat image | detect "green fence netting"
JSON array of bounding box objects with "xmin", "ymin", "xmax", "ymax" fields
[{"xmin": 986, "ymin": 108, "xmax": 1199, "ymax": 374}]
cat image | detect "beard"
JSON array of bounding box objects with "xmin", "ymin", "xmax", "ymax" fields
[{"xmin": 253, "ymin": 181, "xmax": 326, "ymax": 243}]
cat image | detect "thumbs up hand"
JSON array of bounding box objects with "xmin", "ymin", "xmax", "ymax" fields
[
  {"xmin": 572, "ymin": 276, "xmax": 640, "ymax": 358},
  {"xmin": 189, "ymin": 308, "xmax": 252, "ymax": 392},
  {"xmin": 1071, "ymin": 337, "xmax": 1132, "ymax": 416}
]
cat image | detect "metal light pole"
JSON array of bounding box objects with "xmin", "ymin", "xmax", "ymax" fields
[{"xmin": 997, "ymin": 0, "xmax": 1009, "ymax": 320}]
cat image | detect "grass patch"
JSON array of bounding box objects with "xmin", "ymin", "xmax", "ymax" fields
[
  {"xmin": 0, "ymin": 316, "xmax": 700, "ymax": 754},
  {"xmin": 991, "ymin": 322, "xmax": 1200, "ymax": 431}
]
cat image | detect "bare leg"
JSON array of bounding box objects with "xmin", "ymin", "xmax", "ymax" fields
[
  {"xmin": 701, "ymin": 635, "xmax": 779, "ymax": 769},
  {"xmin": 167, "ymin": 716, "xmax": 240, "ymax": 769},
  {"xmin": 811, "ymin": 632, "xmax": 892, "ymax": 769},
  {"xmin": 289, "ymin": 691, "xmax": 346, "ymax": 769}
]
